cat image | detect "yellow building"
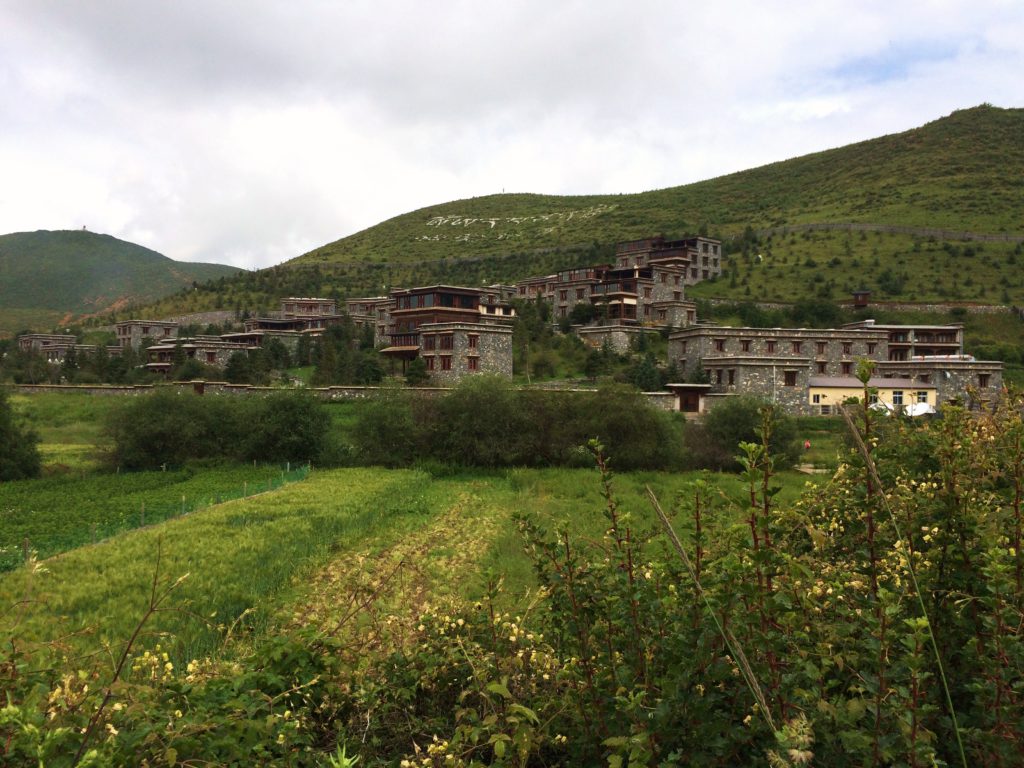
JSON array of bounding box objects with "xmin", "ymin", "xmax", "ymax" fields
[{"xmin": 808, "ymin": 376, "xmax": 936, "ymax": 416}]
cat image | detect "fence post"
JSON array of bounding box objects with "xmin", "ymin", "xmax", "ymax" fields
[
  {"xmin": 244, "ymin": 481, "xmax": 247, "ymax": 497},
  {"xmin": 181, "ymin": 495, "xmax": 186, "ymax": 516}
]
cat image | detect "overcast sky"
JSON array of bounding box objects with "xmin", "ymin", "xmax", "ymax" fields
[{"xmin": 1, "ymin": 1, "xmax": 1022, "ymax": 270}]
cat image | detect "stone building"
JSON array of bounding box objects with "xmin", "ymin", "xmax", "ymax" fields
[
  {"xmin": 114, "ymin": 320, "xmax": 178, "ymax": 350},
  {"xmin": 668, "ymin": 322, "xmax": 1003, "ymax": 415},
  {"xmin": 417, "ymin": 322, "xmax": 513, "ymax": 383},
  {"xmin": 842, "ymin": 319, "xmax": 963, "ymax": 359},
  {"xmin": 612, "ymin": 236, "xmax": 723, "ymax": 285},
  {"xmin": 380, "ymin": 285, "xmax": 515, "ymax": 381},
  {"xmin": 513, "ymin": 234, "xmax": 717, "ymax": 331},
  {"xmin": 18, "ymin": 334, "xmax": 79, "ymax": 360},
  {"xmin": 145, "ymin": 337, "xmax": 251, "ymax": 375}
]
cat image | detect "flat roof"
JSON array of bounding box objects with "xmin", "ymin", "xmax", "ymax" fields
[{"xmin": 809, "ymin": 376, "xmax": 933, "ymax": 389}]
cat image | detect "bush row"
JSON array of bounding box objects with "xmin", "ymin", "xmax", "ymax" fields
[{"xmin": 350, "ymin": 377, "xmax": 688, "ymax": 471}]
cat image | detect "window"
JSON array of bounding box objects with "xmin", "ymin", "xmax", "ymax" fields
[
  {"xmin": 440, "ymin": 335, "xmax": 454, "ymax": 350},
  {"xmin": 644, "ymin": 287, "xmax": 652, "ymax": 298},
  {"xmin": 841, "ymin": 362, "xmax": 852, "ymax": 375},
  {"xmin": 979, "ymin": 373, "xmax": 991, "ymax": 388},
  {"xmin": 658, "ymin": 309, "xmax": 666, "ymax": 321},
  {"xmin": 869, "ymin": 392, "xmax": 879, "ymax": 404},
  {"xmin": 792, "ymin": 341, "xmax": 802, "ymax": 353},
  {"xmin": 468, "ymin": 335, "xmax": 478, "ymax": 349},
  {"xmin": 206, "ymin": 352, "xmax": 216, "ymax": 363},
  {"xmin": 817, "ymin": 361, "xmax": 827, "ymax": 374},
  {"xmin": 690, "ymin": 268, "xmax": 698, "ymax": 279},
  {"xmin": 867, "ymin": 342, "xmax": 877, "ymax": 354},
  {"xmin": 576, "ymin": 288, "xmax": 585, "ymax": 299},
  {"xmin": 919, "ymin": 374, "xmax": 930, "ymax": 384},
  {"xmin": 766, "ymin": 340, "xmax": 777, "ymax": 353},
  {"xmin": 423, "ymin": 335, "xmax": 436, "ymax": 351},
  {"xmin": 467, "ymin": 357, "xmax": 479, "ymax": 371},
  {"xmin": 673, "ymin": 291, "xmax": 682, "ymax": 301},
  {"xmin": 812, "ymin": 394, "xmax": 821, "ymax": 404},
  {"xmin": 917, "ymin": 391, "xmax": 928, "ymax": 403},
  {"xmin": 674, "ymin": 275, "xmax": 681, "ymax": 285},
  {"xmin": 660, "ymin": 273, "xmax": 667, "ymax": 284},
  {"xmin": 440, "ymin": 356, "xmax": 452, "ymax": 370},
  {"xmin": 559, "ymin": 307, "xmax": 567, "ymax": 317},
  {"xmin": 728, "ymin": 369, "xmax": 735, "ymax": 385},
  {"xmin": 740, "ymin": 339, "xmax": 751, "ymax": 352},
  {"xmin": 560, "ymin": 290, "xmax": 568, "ymax": 301},
  {"xmin": 679, "ymin": 341, "xmax": 687, "ymax": 353},
  {"xmin": 816, "ymin": 342, "xmax": 827, "ymax": 355},
  {"xmin": 820, "ymin": 405, "xmax": 832, "ymax": 415},
  {"xmin": 687, "ymin": 311, "xmax": 695, "ymax": 322},
  {"xmin": 714, "ymin": 339, "xmax": 725, "ymax": 352},
  {"xmin": 784, "ymin": 370, "xmax": 797, "ymax": 386},
  {"xmin": 424, "ymin": 356, "xmax": 435, "ymax": 371},
  {"xmin": 715, "ymin": 369, "xmax": 723, "ymax": 385},
  {"xmin": 892, "ymin": 390, "xmax": 904, "ymax": 405},
  {"xmin": 842, "ymin": 342, "xmax": 852, "ymax": 355}
]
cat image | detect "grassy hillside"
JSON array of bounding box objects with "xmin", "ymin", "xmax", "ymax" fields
[
  {"xmin": 290, "ymin": 104, "xmax": 1023, "ymax": 267},
  {"xmin": 123, "ymin": 105, "xmax": 1024, "ymax": 326},
  {"xmin": 0, "ymin": 230, "xmax": 242, "ymax": 336}
]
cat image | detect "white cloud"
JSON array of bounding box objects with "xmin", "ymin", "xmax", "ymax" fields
[{"xmin": 0, "ymin": 0, "xmax": 1021, "ymax": 269}]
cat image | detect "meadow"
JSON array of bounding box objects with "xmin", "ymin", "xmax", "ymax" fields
[
  {"xmin": 4, "ymin": 388, "xmax": 1024, "ymax": 766},
  {"xmin": 0, "ymin": 463, "xmax": 811, "ymax": 660}
]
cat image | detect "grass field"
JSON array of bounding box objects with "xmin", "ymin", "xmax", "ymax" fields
[{"xmin": 0, "ymin": 465, "xmax": 817, "ymax": 664}]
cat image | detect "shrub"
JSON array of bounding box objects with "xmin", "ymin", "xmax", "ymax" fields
[
  {"xmin": 694, "ymin": 396, "xmax": 799, "ymax": 470},
  {"xmin": 107, "ymin": 390, "xmax": 330, "ymax": 469},
  {"xmin": 0, "ymin": 390, "xmax": 41, "ymax": 481}
]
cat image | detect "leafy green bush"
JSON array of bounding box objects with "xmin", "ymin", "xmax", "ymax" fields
[
  {"xmin": 0, "ymin": 390, "xmax": 41, "ymax": 481},
  {"xmin": 106, "ymin": 390, "xmax": 329, "ymax": 469},
  {"xmin": 690, "ymin": 396, "xmax": 799, "ymax": 470},
  {"xmin": 349, "ymin": 379, "xmax": 685, "ymax": 470}
]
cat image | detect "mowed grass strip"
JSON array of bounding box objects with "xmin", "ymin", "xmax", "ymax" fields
[{"xmin": 0, "ymin": 469, "xmax": 449, "ymax": 661}]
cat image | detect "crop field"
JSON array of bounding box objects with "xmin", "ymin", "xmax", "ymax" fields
[
  {"xmin": 0, "ymin": 463, "xmax": 310, "ymax": 572},
  {"xmin": 0, "ymin": 465, "xmax": 812, "ymax": 661}
]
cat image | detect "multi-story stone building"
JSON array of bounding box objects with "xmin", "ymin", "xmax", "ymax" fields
[
  {"xmin": 114, "ymin": 320, "xmax": 179, "ymax": 350},
  {"xmin": 17, "ymin": 334, "xmax": 121, "ymax": 363},
  {"xmin": 513, "ymin": 235, "xmax": 717, "ymax": 331},
  {"xmin": 145, "ymin": 336, "xmax": 251, "ymax": 375},
  {"xmin": 669, "ymin": 323, "xmax": 1002, "ymax": 415},
  {"xmin": 612, "ymin": 236, "xmax": 723, "ymax": 285},
  {"xmin": 842, "ymin": 319, "xmax": 963, "ymax": 359},
  {"xmin": 380, "ymin": 285, "xmax": 515, "ymax": 381}
]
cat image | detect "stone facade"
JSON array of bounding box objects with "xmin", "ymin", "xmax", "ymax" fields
[
  {"xmin": 876, "ymin": 358, "xmax": 1003, "ymax": 407},
  {"xmin": 418, "ymin": 322, "xmax": 513, "ymax": 383},
  {"xmin": 577, "ymin": 324, "xmax": 654, "ymax": 354},
  {"xmin": 670, "ymin": 326, "xmax": 890, "ymax": 381},
  {"xmin": 145, "ymin": 337, "xmax": 251, "ymax": 373},
  {"xmin": 115, "ymin": 320, "xmax": 178, "ymax": 350},
  {"xmin": 669, "ymin": 323, "xmax": 1004, "ymax": 415},
  {"xmin": 513, "ymin": 235, "xmax": 717, "ymax": 330}
]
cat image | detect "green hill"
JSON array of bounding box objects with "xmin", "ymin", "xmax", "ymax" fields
[
  {"xmin": 0, "ymin": 230, "xmax": 242, "ymax": 335},
  {"xmin": 290, "ymin": 104, "xmax": 1023, "ymax": 267},
  {"xmin": 107, "ymin": 104, "xmax": 1024, "ymax": 324}
]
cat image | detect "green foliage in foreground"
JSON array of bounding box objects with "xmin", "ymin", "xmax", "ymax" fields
[
  {"xmin": 0, "ymin": 390, "xmax": 41, "ymax": 481},
  {"xmin": 0, "ymin": 463, "xmax": 309, "ymax": 572},
  {"xmin": 4, "ymin": 394, "xmax": 1024, "ymax": 765}
]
